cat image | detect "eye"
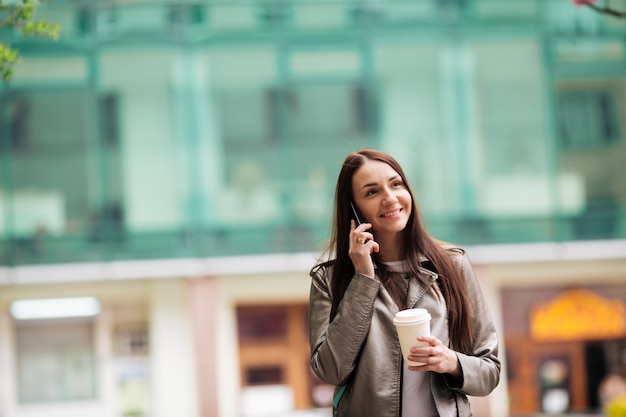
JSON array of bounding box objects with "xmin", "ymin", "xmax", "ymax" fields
[
  {"xmin": 365, "ymin": 189, "xmax": 377, "ymax": 196},
  {"xmin": 392, "ymin": 180, "xmax": 404, "ymax": 187}
]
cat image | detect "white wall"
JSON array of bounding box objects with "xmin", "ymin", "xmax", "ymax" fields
[{"xmin": 150, "ymin": 279, "xmax": 199, "ymax": 417}]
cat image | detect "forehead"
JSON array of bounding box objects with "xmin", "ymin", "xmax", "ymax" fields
[{"xmin": 352, "ymin": 159, "xmax": 399, "ymax": 186}]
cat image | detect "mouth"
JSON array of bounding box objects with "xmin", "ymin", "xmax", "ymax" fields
[{"xmin": 380, "ymin": 209, "xmax": 402, "ymax": 218}]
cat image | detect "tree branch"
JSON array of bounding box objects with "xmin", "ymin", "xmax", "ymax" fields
[{"xmin": 584, "ymin": 1, "xmax": 626, "ymax": 18}]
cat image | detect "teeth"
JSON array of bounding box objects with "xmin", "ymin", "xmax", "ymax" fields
[{"xmin": 382, "ymin": 209, "xmax": 400, "ymax": 217}]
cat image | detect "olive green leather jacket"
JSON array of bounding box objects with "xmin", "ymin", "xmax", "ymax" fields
[{"xmin": 308, "ymin": 247, "xmax": 501, "ymax": 417}]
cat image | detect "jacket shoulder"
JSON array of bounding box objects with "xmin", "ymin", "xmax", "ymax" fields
[
  {"xmin": 440, "ymin": 242, "xmax": 466, "ymax": 256},
  {"xmin": 440, "ymin": 243, "xmax": 469, "ymax": 270},
  {"xmin": 310, "ymin": 259, "xmax": 335, "ymax": 278}
]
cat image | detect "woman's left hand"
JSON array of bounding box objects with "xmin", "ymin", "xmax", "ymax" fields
[{"xmin": 407, "ymin": 335, "xmax": 461, "ymax": 379}]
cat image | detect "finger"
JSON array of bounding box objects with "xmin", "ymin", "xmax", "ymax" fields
[
  {"xmin": 354, "ymin": 222, "xmax": 373, "ymax": 233},
  {"xmin": 418, "ymin": 335, "xmax": 438, "ymax": 346},
  {"xmin": 371, "ymin": 241, "xmax": 380, "ymax": 253},
  {"xmin": 355, "ymin": 234, "xmax": 374, "ymax": 245},
  {"xmin": 407, "ymin": 355, "xmax": 429, "ymax": 368}
]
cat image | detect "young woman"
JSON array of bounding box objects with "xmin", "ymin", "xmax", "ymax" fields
[{"xmin": 308, "ymin": 149, "xmax": 500, "ymax": 417}]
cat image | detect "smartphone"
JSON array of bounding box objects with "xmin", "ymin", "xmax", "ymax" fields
[
  {"xmin": 350, "ymin": 201, "xmax": 371, "ymax": 245},
  {"xmin": 350, "ymin": 201, "xmax": 362, "ymax": 225}
]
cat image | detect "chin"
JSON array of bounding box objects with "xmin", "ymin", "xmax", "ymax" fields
[{"xmin": 386, "ymin": 222, "xmax": 409, "ymax": 233}]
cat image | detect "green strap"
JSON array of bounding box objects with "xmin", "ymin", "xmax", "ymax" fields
[{"xmin": 333, "ymin": 385, "xmax": 347, "ymax": 408}]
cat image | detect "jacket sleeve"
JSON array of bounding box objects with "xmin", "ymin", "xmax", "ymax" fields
[
  {"xmin": 308, "ymin": 265, "xmax": 381, "ymax": 386},
  {"xmin": 452, "ymin": 250, "xmax": 501, "ymax": 397}
]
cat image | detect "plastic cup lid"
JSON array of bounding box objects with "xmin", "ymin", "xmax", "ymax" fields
[{"xmin": 393, "ymin": 308, "xmax": 431, "ymax": 324}]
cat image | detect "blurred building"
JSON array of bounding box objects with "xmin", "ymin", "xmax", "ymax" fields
[{"xmin": 0, "ymin": 0, "xmax": 625, "ymax": 416}]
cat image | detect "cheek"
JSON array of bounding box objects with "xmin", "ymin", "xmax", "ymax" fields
[
  {"xmin": 364, "ymin": 200, "xmax": 385, "ymax": 221},
  {"xmin": 362, "ymin": 204, "xmax": 378, "ymax": 220},
  {"xmin": 401, "ymin": 192, "xmax": 413, "ymax": 208}
]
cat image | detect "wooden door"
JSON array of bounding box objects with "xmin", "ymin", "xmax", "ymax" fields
[
  {"xmin": 506, "ymin": 337, "xmax": 587, "ymax": 415},
  {"xmin": 237, "ymin": 303, "xmax": 330, "ymax": 410}
]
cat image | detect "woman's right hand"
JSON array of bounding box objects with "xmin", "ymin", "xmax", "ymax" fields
[{"xmin": 348, "ymin": 219, "xmax": 379, "ymax": 278}]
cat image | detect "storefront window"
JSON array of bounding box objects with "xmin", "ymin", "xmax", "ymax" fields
[
  {"xmin": 237, "ymin": 305, "xmax": 287, "ymax": 341},
  {"xmin": 15, "ymin": 320, "xmax": 97, "ymax": 403}
]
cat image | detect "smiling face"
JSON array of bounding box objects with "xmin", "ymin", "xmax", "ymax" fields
[{"xmin": 351, "ymin": 159, "xmax": 413, "ymax": 242}]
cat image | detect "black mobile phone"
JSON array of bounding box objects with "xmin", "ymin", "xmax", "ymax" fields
[{"xmin": 350, "ymin": 201, "xmax": 362, "ymax": 225}]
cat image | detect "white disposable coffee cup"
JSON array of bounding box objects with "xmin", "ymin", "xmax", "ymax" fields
[{"xmin": 393, "ymin": 308, "xmax": 431, "ymax": 366}]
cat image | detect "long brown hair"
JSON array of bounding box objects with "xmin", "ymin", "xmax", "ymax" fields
[{"xmin": 315, "ymin": 149, "xmax": 474, "ymax": 353}]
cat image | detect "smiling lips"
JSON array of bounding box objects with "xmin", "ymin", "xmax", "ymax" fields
[{"xmin": 380, "ymin": 209, "xmax": 402, "ymax": 218}]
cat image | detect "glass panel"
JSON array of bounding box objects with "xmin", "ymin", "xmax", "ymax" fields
[
  {"xmin": 219, "ymin": 89, "xmax": 275, "ymax": 145},
  {"xmin": 556, "ymin": 79, "xmax": 626, "ymax": 240},
  {"xmin": 0, "ymin": 89, "xmax": 93, "ymax": 263},
  {"xmin": 538, "ymin": 356, "xmax": 571, "ymax": 414},
  {"xmin": 114, "ymin": 324, "xmax": 149, "ymax": 357},
  {"xmin": 237, "ymin": 305, "xmax": 287, "ymax": 341},
  {"xmin": 15, "ymin": 320, "xmax": 97, "ymax": 403},
  {"xmin": 245, "ymin": 366, "xmax": 284, "ymax": 385},
  {"xmin": 207, "ymin": 47, "xmax": 281, "ymax": 240},
  {"xmin": 471, "ymin": 41, "xmax": 556, "ymax": 243},
  {"xmin": 558, "ymin": 90, "xmax": 619, "ymax": 150},
  {"xmin": 286, "ymin": 83, "xmax": 370, "ymax": 142}
]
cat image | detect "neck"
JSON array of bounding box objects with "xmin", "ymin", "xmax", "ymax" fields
[{"xmin": 377, "ymin": 233, "xmax": 404, "ymax": 262}]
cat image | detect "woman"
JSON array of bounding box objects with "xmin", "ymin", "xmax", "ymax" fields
[{"xmin": 308, "ymin": 149, "xmax": 500, "ymax": 417}]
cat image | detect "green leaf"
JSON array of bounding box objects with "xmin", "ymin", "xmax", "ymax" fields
[{"xmin": 0, "ymin": 0, "xmax": 61, "ymax": 82}]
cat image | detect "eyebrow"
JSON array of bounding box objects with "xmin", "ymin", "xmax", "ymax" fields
[{"xmin": 360, "ymin": 175, "xmax": 400, "ymax": 189}]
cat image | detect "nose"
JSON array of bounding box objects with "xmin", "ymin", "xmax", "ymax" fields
[{"xmin": 381, "ymin": 188, "xmax": 398, "ymax": 205}]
